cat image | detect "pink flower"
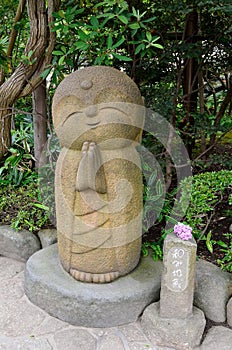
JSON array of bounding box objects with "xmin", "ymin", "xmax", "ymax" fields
[{"xmin": 174, "ymin": 222, "xmax": 192, "ymax": 240}]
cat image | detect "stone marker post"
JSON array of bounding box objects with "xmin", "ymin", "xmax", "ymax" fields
[
  {"xmin": 141, "ymin": 233, "xmax": 206, "ymax": 350},
  {"xmin": 160, "ymin": 232, "xmax": 196, "ymax": 319}
]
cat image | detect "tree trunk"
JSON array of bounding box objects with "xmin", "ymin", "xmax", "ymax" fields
[
  {"xmin": 182, "ymin": 8, "xmax": 198, "ymax": 157},
  {"xmin": 209, "ymin": 75, "xmax": 232, "ymax": 146},
  {"xmin": 0, "ymin": 107, "xmax": 11, "ymax": 159},
  {"xmin": 198, "ymin": 67, "xmax": 207, "ymax": 158},
  {"xmin": 33, "ymin": 82, "xmax": 47, "ymax": 168},
  {"xmin": 0, "ymin": 0, "xmax": 60, "ymax": 161}
]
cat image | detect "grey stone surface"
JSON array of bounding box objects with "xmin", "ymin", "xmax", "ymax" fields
[
  {"xmin": 0, "ymin": 296, "xmax": 46, "ymax": 337},
  {"xmin": 0, "ymin": 225, "xmax": 41, "ymax": 261},
  {"xmin": 97, "ymin": 329, "xmax": 126, "ymax": 350},
  {"xmin": 129, "ymin": 344, "xmax": 154, "ymax": 350},
  {"xmin": 54, "ymin": 329, "xmax": 97, "ymax": 350},
  {"xmin": 32, "ymin": 315, "xmax": 67, "ymax": 336},
  {"xmin": 0, "ymin": 256, "xmax": 25, "ymax": 279},
  {"xmin": 141, "ymin": 302, "xmax": 206, "ymax": 350},
  {"xmin": 0, "ymin": 269, "xmax": 24, "ymax": 303},
  {"xmin": 227, "ymin": 297, "xmax": 232, "ymax": 327},
  {"xmin": 24, "ymin": 244, "xmax": 162, "ymax": 328},
  {"xmin": 160, "ymin": 233, "xmax": 197, "ymax": 319},
  {"xmin": 200, "ymin": 326, "xmax": 232, "ymax": 350},
  {"xmin": 119, "ymin": 322, "xmax": 150, "ymax": 342},
  {"xmin": 0, "ymin": 335, "xmax": 52, "ymax": 350},
  {"xmin": 194, "ymin": 259, "xmax": 232, "ymax": 322},
  {"xmin": 38, "ymin": 228, "xmax": 57, "ymax": 248}
]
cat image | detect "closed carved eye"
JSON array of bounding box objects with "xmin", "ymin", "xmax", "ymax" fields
[{"xmin": 61, "ymin": 111, "xmax": 82, "ymax": 126}]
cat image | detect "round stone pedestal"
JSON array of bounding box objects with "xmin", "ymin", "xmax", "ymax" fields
[{"xmin": 24, "ymin": 244, "xmax": 162, "ymax": 328}]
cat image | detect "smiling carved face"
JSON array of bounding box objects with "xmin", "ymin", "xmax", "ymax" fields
[{"xmin": 52, "ymin": 67, "xmax": 144, "ymax": 150}]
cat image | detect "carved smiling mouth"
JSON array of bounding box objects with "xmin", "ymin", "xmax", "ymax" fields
[{"xmin": 87, "ymin": 121, "xmax": 100, "ymax": 128}]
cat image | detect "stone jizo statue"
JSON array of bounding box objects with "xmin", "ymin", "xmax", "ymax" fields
[{"xmin": 52, "ymin": 66, "xmax": 144, "ymax": 283}]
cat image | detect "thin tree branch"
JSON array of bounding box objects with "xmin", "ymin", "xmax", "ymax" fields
[{"xmin": 0, "ymin": 0, "xmax": 27, "ymax": 85}]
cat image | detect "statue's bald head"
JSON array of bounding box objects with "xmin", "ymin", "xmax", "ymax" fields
[
  {"xmin": 52, "ymin": 66, "xmax": 144, "ymax": 118},
  {"xmin": 52, "ymin": 66, "xmax": 144, "ymax": 149}
]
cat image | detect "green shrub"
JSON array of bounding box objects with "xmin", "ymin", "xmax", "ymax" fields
[
  {"xmin": 0, "ymin": 115, "xmax": 35, "ymax": 187},
  {"xmin": 214, "ymin": 233, "xmax": 232, "ymax": 272},
  {"xmin": 0, "ymin": 183, "xmax": 51, "ymax": 231},
  {"xmin": 142, "ymin": 169, "xmax": 232, "ymax": 270},
  {"xmin": 179, "ymin": 170, "xmax": 232, "ymax": 239}
]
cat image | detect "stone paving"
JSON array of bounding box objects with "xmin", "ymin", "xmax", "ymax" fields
[
  {"xmin": 0, "ymin": 256, "xmax": 174, "ymax": 350},
  {"xmin": 1, "ymin": 255, "xmax": 232, "ymax": 350}
]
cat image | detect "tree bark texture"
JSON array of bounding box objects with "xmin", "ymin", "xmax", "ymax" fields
[
  {"xmin": 33, "ymin": 82, "xmax": 47, "ymax": 168},
  {"xmin": 0, "ymin": 0, "xmax": 60, "ymax": 161}
]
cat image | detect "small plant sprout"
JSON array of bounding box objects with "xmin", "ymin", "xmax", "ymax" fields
[{"xmin": 174, "ymin": 222, "xmax": 193, "ymax": 241}]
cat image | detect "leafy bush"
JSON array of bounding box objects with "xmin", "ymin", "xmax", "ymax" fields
[
  {"xmin": 0, "ymin": 183, "xmax": 51, "ymax": 232},
  {"xmin": 203, "ymin": 231, "xmax": 232, "ymax": 272},
  {"xmin": 179, "ymin": 170, "xmax": 232, "ymax": 239},
  {"xmin": 0, "ymin": 114, "xmax": 35, "ymax": 187},
  {"xmin": 177, "ymin": 169, "xmax": 232, "ymax": 271},
  {"xmin": 142, "ymin": 169, "xmax": 232, "ymax": 269},
  {"xmin": 214, "ymin": 233, "xmax": 232, "ymax": 272}
]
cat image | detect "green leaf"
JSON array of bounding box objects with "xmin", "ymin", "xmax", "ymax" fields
[
  {"xmin": 58, "ymin": 56, "xmax": 65, "ymax": 65},
  {"xmin": 78, "ymin": 29, "xmax": 88, "ymax": 40},
  {"xmin": 107, "ymin": 34, "xmax": 113, "ymax": 48},
  {"xmin": 52, "ymin": 50, "xmax": 63, "ymax": 56},
  {"xmin": 131, "ymin": 29, "xmax": 138, "ymax": 37},
  {"xmin": 23, "ymin": 154, "xmax": 33, "ymax": 159},
  {"xmin": 135, "ymin": 43, "xmax": 145, "ymax": 55},
  {"xmin": 90, "ymin": 16, "xmax": 99, "ymax": 29},
  {"xmin": 132, "ymin": 7, "xmax": 137, "ymax": 17},
  {"xmin": 72, "ymin": 8, "xmax": 85, "ymax": 15},
  {"xmin": 165, "ymin": 216, "xmax": 178, "ymax": 225},
  {"xmin": 151, "ymin": 36, "xmax": 160, "ymax": 43},
  {"xmin": 206, "ymin": 240, "xmax": 213, "ymax": 253},
  {"xmin": 112, "ymin": 37, "xmax": 125, "ymax": 49},
  {"xmin": 98, "ymin": 13, "xmax": 115, "ymax": 19},
  {"xmin": 143, "ymin": 16, "xmax": 157, "ymax": 23},
  {"xmin": 75, "ymin": 41, "xmax": 89, "ymax": 50},
  {"xmin": 5, "ymin": 155, "xmax": 20, "ymax": 166},
  {"xmin": 112, "ymin": 53, "xmax": 132, "ymax": 61},
  {"xmin": 129, "ymin": 23, "xmax": 140, "ymax": 30},
  {"xmin": 63, "ymin": 26, "xmax": 69, "ymax": 34},
  {"xmin": 57, "ymin": 10, "xmax": 65, "ymax": 19},
  {"xmin": 40, "ymin": 67, "xmax": 51, "ymax": 79},
  {"xmin": 33, "ymin": 203, "xmax": 50, "ymax": 211},
  {"xmin": 152, "ymin": 43, "xmax": 163, "ymax": 49},
  {"xmin": 141, "ymin": 245, "xmax": 149, "ymax": 257},
  {"xmin": 118, "ymin": 15, "xmax": 128, "ymax": 25},
  {"xmin": 146, "ymin": 31, "xmax": 152, "ymax": 42},
  {"xmin": 16, "ymin": 172, "xmax": 24, "ymax": 187},
  {"xmin": 28, "ymin": 50, "xmax": 34, "ymax": 58},
  {"xmin": 217, "ymin": 240, "xmax": 228, "ymax": 248}
]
